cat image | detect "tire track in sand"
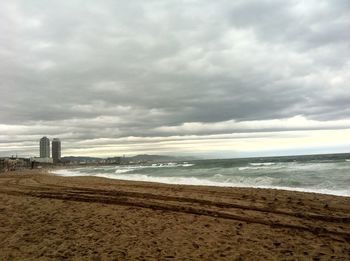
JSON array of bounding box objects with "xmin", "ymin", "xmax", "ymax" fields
[{"xmin": 1, "ymin": 183, "xmax": 349, "ymax": 240}]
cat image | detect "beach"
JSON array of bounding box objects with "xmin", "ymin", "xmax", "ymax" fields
[{"xmin": 0, "ymin": 170, "xmax": 349, "ymax": 260}]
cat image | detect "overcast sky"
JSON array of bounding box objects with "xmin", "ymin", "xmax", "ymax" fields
[{"xmin": 1, "ymin": 0, "xmax": 350, "ymax": 158}]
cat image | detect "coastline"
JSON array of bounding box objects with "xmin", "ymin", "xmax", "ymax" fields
[
  {"xmin": 50, "ymin": 166, "xmax": 350, "ymax": 197},
  {"xmin": 0, "ymin": 170, "xmax": 349, "ymax": 260}
]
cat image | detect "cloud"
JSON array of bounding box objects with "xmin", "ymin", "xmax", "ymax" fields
[{"xmin": 0, "ymin": 0, "xmax": 349, "ymax": 157}]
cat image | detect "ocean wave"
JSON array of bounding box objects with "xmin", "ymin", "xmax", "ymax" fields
[
  {"xmin": 151, "ymin": 162, "xmax": 194, "ymax": 168},
  {"xmin": 93, "ymin": 173, "xmax": 350, "ymax": 197},
  {"xmin": 238, "ymin": 165, "xmax": 281, "ymax": 171},
  {"xmin": 151, "ymin": 162, "xmax": 176, "ymax": 167},
  {"xmin": 249, "ymin": 162, "xmax": 276, "ymax": 166},
  {"xmin": 238, "ymin": 166, "xmax": 263, "ymax": 171},
  {"xmin": 50, "ymin": 161, "xmax": 350, "ymax": 197},
  {"xmin": 114, "ymin": 165, "xmax": 151, "ymax": 174},
  {"xmin": 182, "ymin": 163, "xmax": 194, "ymax": 167},
  {"xmin": 53, "ymin": 162, "xmax": 195, "ymax": 176},
  {"xmin": 50, "ymin": 169, "xmax": 85, "ymax": 177},
  {"xmin": 113, "ymin": 162, "xmax": 195, "ymax": 174},
  {"xmin": 115, "ymin": 169, "xmax": 134, "ymax": 174}
]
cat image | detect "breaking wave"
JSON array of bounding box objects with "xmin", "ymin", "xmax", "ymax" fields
[
  {"xmin": 51, "ymin": 154, "xmax": 350, "ymax": 197},
  {"xmin": 249, "ymin": 162, "xmax": 276, "ymax": 166}
]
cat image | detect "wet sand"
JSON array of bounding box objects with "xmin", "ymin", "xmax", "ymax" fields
[{"xmin": 0, "ymin": 170, "xmax": 349, "ymax": 260}]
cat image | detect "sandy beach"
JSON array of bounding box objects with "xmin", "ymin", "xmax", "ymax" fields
[{"xmin": 0, "ymin": 170, "xmax": 349, "ymax": 260}]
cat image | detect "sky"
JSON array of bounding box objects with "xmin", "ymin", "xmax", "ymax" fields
[{"xmin": 1, "ymin": 0, "xmax": 350, "ymax": 158}]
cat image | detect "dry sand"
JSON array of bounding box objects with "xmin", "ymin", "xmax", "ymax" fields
[{"xmin": 0, "ymin": 170, "xmax": 349, "ymax": 260}]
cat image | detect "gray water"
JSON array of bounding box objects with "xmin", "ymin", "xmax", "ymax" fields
[{"xmin": 53, "ymin": 153, "xmax": 350, "ymax": 196}]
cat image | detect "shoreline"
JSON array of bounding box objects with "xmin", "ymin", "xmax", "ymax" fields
[
  {"xmin": 50, "ymin": 167, "xmax": 350, "ymax": 198},
  {"xmin": 1, "ymin": 170, "xmax": 349, "ymax": 260}
]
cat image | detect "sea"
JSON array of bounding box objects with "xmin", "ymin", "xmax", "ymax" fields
[{"xmin": 52, "ymin": 153, "xmax": 350, "ymax": 197}]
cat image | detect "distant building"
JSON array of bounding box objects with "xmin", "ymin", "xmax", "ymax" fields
[
  {"xmin": 1, "ymin": 157, "xmax": 32, "ymax": 172},
  {"xmin": 40, "ymin": 136, "xmax": 50, "ymax": 158},
  {"xmin": 0, "ymin": 158, "xmax": 6, "ymax": 172},
  {"xmin": 106, "ymin": 157, "xmax": 122, "ymax": 164},
  {"xmin": 31, "ymin": 157, "xmax": 53, "ymax": 164},
  {"xmin": 52, "ymin": 138, "xmax": 61, "ymax": 163}
]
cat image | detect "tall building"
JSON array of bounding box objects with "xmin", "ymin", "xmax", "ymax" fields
[
  {"xmin": 40, "ymin": 136, "xmax": 50, "ymax": 158},
  {"xmin": 52, "ymin": 138, "xmax": 61, "ymax": 163}
]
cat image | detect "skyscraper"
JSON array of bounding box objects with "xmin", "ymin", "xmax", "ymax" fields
[
  {"xmin": 40, "ymin": 136, "xmax": 50, "ymax": 158},
  {"xmin": 52, "ymin": 138, "xmax": 61, "ymax": 163}
]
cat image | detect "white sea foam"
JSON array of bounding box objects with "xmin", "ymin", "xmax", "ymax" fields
[
  {"xmin": 106, "ymin": 173, "xmax": 350, "ymax": 196},
  {"xmin": 51, "ymin": 169, "xmax": 85, "ymax": 177},
  {"xmin": 249, "ymin": 162, "xmax": 276, "ymax": 166},
  {"xmin": 110, "ymin": 174, "xmax": 350, "ymax": 196},
  {"xmin": 238, "ymin": 162, "xmax": 281, "ymax": 171},
  {"xmin": 52, "ymin": 162, "xmax": 194, "ymax": 176},
  {"xmin": 50, "ymin": 156, "xmax": 350, "ymax": 197},
  {"xmin": 115, "ymin": 165, "xmax": 149, "ymax": 173},
  {"xmin": 112, "ymin": 162, "xmax": 195, "ymax": 174},
  {"xmin": 238, "ymin": 166, "xmax": 261, "ymax": 171},
  {"xmin": 50, "ymin": 168, "xmax": 350, "ymax": 197},
  {"xmin": 151, "ymin": 163, "xmax": 175, "ymax": 167},
  {"xmin": 150, "ymin": 162, "xmax": 194, "ymax": 168},
  {"xmin": 115, "ymin": 169, "xmax": 134, "ymax": 174},
  {"xmin": 182, "ymin": 163, "xmax": 194, "ymax": 167}
]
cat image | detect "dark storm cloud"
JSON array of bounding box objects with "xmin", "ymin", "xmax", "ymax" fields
[{"xmin": 0, "ymin": 0, "xmax": 349, "ymax": 156}]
